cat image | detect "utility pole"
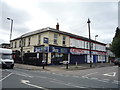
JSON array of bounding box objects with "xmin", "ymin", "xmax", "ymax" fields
[{"xmin": 87, "ymin": 18, "xmax": 92, "ymax": 68}]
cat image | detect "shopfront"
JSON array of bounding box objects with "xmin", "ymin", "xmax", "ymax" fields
[
  {"xmin": 70, "ymin": 48, "xmax": 107, "ymax": 64},
  {"xmin": 70, "ymin": 48, "xmax": 88, "ymax": 64},
  {"xmin": 49, "ymin": 46, "xmax": 69, "ymax": 65},
  {"xmin": 34, "ymin": 46, "xmax": 69, "ymax": 65}
]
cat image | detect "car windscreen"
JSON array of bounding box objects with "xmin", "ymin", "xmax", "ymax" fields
[{"xmin": 1, "ymin": 54, "xmax": 12, "ymax": 60}]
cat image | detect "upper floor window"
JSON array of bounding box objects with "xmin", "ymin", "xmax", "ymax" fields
[
  {"xmin": 54, "ymin": 34, "xmax": 58, "ymax": 44},
  {"xmin": 23, "ymin": 38, "xmax": 26, "ymax": 47},
  {"xmin": 38, "ymin": 35, "xmax": 41, "ymax": 45},
  {"xmin": 91, "ymin": 43, "xmax": 93, "ymax": 50},
  {"xmin": 86, "ymin": 42, "xmax": 89, "ymax": 49},
  {"xmin": 19, "ymin": 40, "xmax": 21, "ymax": 47},
  {"xmin": 63, "ymin": 36, "xmax": 66, "ymax": 45},
  {"xmin": 10, "ymin": 42, "xmax": 13, "ymax": 48},
  {"xmin": 28, "ymin": 37, "xmax": 31, "ymax": 46},
  {"xmin": 14, "ymin": 41, "xmax": 17, "ymax": 48}
]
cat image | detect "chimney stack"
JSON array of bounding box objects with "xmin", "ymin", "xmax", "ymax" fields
[{"xmin": 56, "ymin": 22, "xmax": 59, "ymax": 30}]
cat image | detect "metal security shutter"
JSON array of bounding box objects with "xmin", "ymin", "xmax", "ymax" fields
[{"xmin": 70, "ymin": 54, "xmax": 85, "ymax": 64}]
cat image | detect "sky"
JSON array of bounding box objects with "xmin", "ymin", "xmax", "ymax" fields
[{"xmin": 0, "ymin": 0, "xmax": 119, "ymax": 44}]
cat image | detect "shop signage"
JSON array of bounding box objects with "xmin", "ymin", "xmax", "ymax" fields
[
  {"xmin": 97, "ymin": 52, "xmax": 107, "ymax": 55},
  {"xmin": 70, "ymin": 48, "xmax": 106, "ymax": 55},
  {"xmin": 34, "ymin": 46, "xmax": 48, "ymax": 53},
  {"xmin": 35, "ymin": 46, "xmax": 69, "ymax": 54},
  {"xmin": 70, "ymin": 48, "xmax": 88, "ymax": 55},
  {"xmin": 49, "ymin": 46, "xmax": 69, "ymax": 54}
]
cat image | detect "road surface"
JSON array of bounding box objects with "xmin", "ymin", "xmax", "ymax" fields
[{"xmin": 1, "ymin": 66, "xmax": 119, "ymax": 89}]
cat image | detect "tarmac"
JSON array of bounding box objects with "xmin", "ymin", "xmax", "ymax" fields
[{"xmin": 14, "ymin": 62, "xmax": 115, "ymax": 72}]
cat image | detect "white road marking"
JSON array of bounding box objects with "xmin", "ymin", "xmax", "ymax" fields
[
  {"xmin": 90, "ymin": 78, "xmax": 98, "ymax": 80},
  {"xmin": 0, "ymin": 73, "xmax": 13, "ymax": 81},
  {"xmin": 72, "ymin": 76, "xmax": 79, "ymax": 78},
  {"xmin": 15, "ymin": 73, "xmax": 33, "ymax": 78},
  {"xmin": 82, "ymin": 72, "xmax": 98, "ymax": 78},
  {"xmin": 50, "ymin": 80, "xmax": 86, "ymax": 88},
  {"xmin": 96, "ymin": 79, "xmax": 109, "ymax": 83},
  {"xmin": 21, "ymin": 80, "xmax": 50, "ymax": 90},
  {"xmin": 5, "ymin": 69, "xmax": 33, "ymax": 78},
  {"xmin": 103, "ymin": 72, "xmax": 116, "ymax": 77},
  {"xmin": 102, "ymin": 79, "xmax": 110, "ymax": 81}
]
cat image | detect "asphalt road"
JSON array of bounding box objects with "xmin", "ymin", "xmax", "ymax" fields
[{"xmin": 1, "ymin": 66, "xmax": 120, "ymax": 90}]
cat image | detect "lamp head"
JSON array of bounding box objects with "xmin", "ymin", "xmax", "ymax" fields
[
  {"xmin": 95, "ymin": 35, "xmax": 98, "ymax": 37},
  {"xmin": 7, "ymin": 17, "xmax": 11, "ymax": 20}
]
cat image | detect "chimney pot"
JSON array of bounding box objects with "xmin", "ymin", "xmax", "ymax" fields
[{"xmin": 56, "ymin": 22, "xmax": 59, "ymax": 30}]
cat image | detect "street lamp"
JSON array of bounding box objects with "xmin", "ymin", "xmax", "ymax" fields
[
  {"xmin": 95, "ymin": 35, "xmax": 98, "ymax": 50},
  {"xmin": 95, "ymin": 35, "xmax": 98, "ymax": 41},
  {"xmin": 87, "ymin": 18, "xmax": 92, "ymax": 68},
  {"xmin": 7, "ymin": 17, "xmax": 13, "ymax": 42},
  {"xmin": 95, "ymin": 35, "xmax": 98, "ymax": 66}
]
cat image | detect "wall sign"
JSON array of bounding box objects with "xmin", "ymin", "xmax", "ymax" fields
[{"xmin": 43, "ymin": 37, "xmax": 49, "ymax": 44}]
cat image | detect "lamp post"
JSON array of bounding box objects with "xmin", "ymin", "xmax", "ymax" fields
[
  {"xmin": 87, "ymin": 18, "xmax": 92, "ymax": 68},
  {"xmin": 7, "ymin": 17, "xmax": 13, "ymax": 42},
  {"xmin": 95, "ymin": 35, "xmax": 98, "ymax": 66}
]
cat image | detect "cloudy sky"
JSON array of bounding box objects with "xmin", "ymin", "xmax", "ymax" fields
[{"xmin": 0, "ymin": 0, "xmax": 119, "ymax": 44}]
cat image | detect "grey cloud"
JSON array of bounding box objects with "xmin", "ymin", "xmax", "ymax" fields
[
  {"xmin": 1, "ymin": 2, "xmax": 31, "ymax": 38},
  {"xmin": 37, "ymin": 2, "xmax": 117, "ymax": 43}
]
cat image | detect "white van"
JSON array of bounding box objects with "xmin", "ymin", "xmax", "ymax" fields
[{"xmin": 0, "ymin": 48, "xmax": 14, "ymax": 69}]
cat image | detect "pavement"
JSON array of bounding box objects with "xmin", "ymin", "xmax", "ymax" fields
[{"xmin": 14, "ymin": 62, "xmax": 115, "ymax": 72}]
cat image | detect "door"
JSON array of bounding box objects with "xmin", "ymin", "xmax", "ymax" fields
[{"xmin": 93, "ymin": 55, "xmax": 98, "ymax": 63}]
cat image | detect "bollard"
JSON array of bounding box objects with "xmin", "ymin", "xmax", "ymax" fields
[
  {"xmin": 42, "ymin": 63, "xmax": 45, "ymax": 69},
  {"xmin": 90, "ymin": 61, "xmax": 92, "ymax": 68},
  {"xmin": 42, "ymin": 60, "xmax": 46, "ymax": 69},
  {"xmin": 66, "ymin": 62, "xmax": 69, "ymax": 69},
  {"xmin": 75, "ymin": 61, "xmax": 78, "ymax": 68}
]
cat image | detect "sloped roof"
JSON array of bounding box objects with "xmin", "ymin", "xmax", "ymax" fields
[{"xmin": 11, "ymin": 27, "xmax": 106, "ymax": 45}]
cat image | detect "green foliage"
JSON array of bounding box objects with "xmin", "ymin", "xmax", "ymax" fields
[{"xmin": 111, "ymin": 27, "xmax": 120, "ymax": 58}]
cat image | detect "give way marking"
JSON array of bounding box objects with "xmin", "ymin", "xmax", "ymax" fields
[
  {"xmin": 21, "ymin": 80, "xmax": 50, "ymax": 90},
  {"xmin": 103, "ymin": 72, "xmax": 116, "ymax": 77}
]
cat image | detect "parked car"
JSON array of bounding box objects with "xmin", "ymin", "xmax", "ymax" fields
[
  {"xmin": 114, "ymin": 58, "xmax": 120, "ymax": 67},
  {"xmin": 110, "ymin": 58, "xmax": 115, "ymax": 63}
]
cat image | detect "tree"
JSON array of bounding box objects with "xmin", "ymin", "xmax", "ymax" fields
[{"xmin": 111, "ymin": 27, "xmax": 120, "ymax": 58}]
